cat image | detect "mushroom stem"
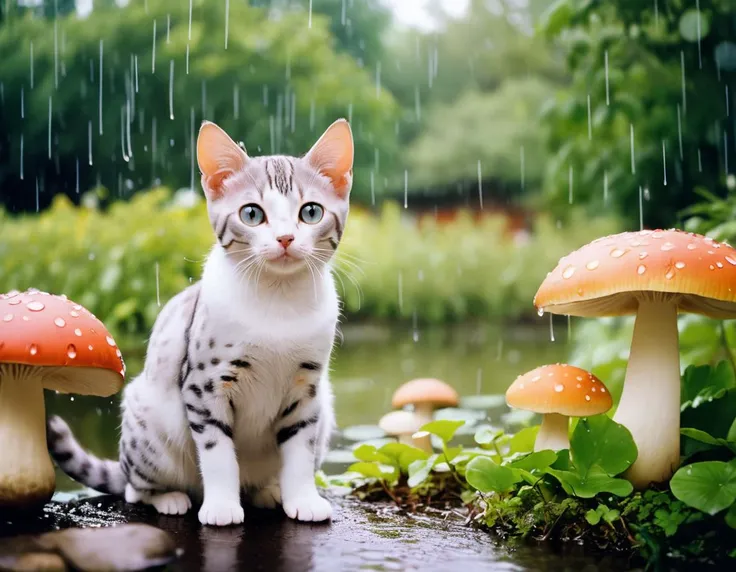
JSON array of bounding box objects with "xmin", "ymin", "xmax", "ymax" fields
[
  {"xmin": 0, "ymin": 365, "xmax": 56, "ymax": 508},
  {"xmin": 534, "ymin": 413, "xmax": 570, "ymax": 452},
  {"xmin": 411, "ymin": 433, "xmax": 433, "ymax": 453},
  {"xmin": 613, "ymin": 299, "xmax": 681, "ymax": 489},
  {"xmin": 413, "ymin": 403, "xmax": 435, "ymax": 428}
]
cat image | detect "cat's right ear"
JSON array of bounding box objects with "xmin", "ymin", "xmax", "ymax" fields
[{"xmin": 197, "ymin": 121, "xmax": 248, "ymax": 199}]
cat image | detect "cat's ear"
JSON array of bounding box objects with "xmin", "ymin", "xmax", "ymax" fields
[
  {"xmin": 197, "ymin": 121, "xmax": 248, "ymax": 198},
  {"xmin": 305, "ymin": 119, "xmax": 354, "ymax": 198}
]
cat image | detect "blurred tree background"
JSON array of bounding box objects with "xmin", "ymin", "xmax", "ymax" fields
[{"xmin": 2, "ymin": 0, "xmax": 736, "ymax": 327}]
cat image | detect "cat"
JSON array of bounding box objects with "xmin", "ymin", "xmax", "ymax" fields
[{"xmin": 46, "ymin": 118, "xmax": 354, "ymax": 526}]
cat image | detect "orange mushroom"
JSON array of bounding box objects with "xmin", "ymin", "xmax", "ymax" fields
[{"xmin": 0, "ymin": 289, "xmax": 125, "ymax": 509}]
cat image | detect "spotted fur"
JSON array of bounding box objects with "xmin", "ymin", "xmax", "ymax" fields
[{"xmin": 48, "ymin": 119, "xmax": 353, "ymax": 526}]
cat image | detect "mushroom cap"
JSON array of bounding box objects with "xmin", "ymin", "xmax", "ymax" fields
[
  {"xmin": 535, "ymin": 229, "xmax": 736, "ymax": 318},
  {"xmin": 391, "ymin": 378, "xmax": 459, "ymax": 409},
  {"xmin": 505, "ymin": 364, "xmax": 612, "ymax": 417},
  {"xmin": 378, "ymin": 410, "xmax": 422, "ymax": 436},
  {"xmin": 0, "ymin": 289, "xmax": 125, "ymax": 396}
]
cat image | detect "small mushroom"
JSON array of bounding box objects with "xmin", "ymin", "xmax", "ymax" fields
[
  {"xmin": 0, "ymin": 290, "xmax": 125, "ymax": 509},
  {"xmin": 535, "ymin": 229, "xmax": 736, "ymax": 487},
  {"xmin": 391, "ymin": 378, "xmax": 459, "ymax": 428},
  {"xmin": 505, "ymin": 364, "xmax": 612, "ymax": 452},
  {"xmin": 378, "ymin": 410, "xmax": 430, "ymax": 452}
]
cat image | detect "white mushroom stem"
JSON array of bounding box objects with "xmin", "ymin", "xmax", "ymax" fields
[
  {"xmin": 410, "ymin": 432, "xmax": 433, "ymax": 453},
  {"xmin": 0, "ymin": 365, "xmax": 56, "ymax": 508},
  {"xmin": 413, "ymin": 403, "xmax": 435, "ymax": 428},
  {"xmin": 613, "ymin": 299, "xmax": 681, "ymax": 489},
  {"xmin": 534, "ymin": 413, "xmax": 570, "ymax": 452}
]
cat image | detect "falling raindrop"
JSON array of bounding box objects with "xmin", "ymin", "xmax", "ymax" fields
[
  {"xmin": 567, "ymin": 315, "xmax": 572, "ymax": 341},
  {"xmin": 680, "ymin": 50, "xmax": 687, "ymax": 114},
  {"xmin": 639, "ymin": 186, "xmax": 644, "ymax": 230},
  {"xmin": 98, "ymin": 40, "xmax": 103, "ymax": 135},
  {"xmin": 188, "ymin": 0, "xmax": 193, "ymax": 39},
  {"xmin": 233, "ymin": 84, "xmax": 239, "ymax": 119},
  {"xmin": 725, "ymin": 131, "xmax": 729, "ymax": 175},
  {"xmin": 662, "ymin": 140, "xmax": 667, "ymax": 185},
  {"xmin": 698, "ymin": 148, "xmax": 703, "ymax": 172},
  {"xmin": 549, "ymin": 314, "xmax": 555, "ymax": 342},
  {"xmin": 20, "ymin": 87, "xmax": 24, "ymax": 119},
  {"xmin": 411, "ymin": 310, "xmax": 419, "ymax": 342},
  {"xmin": 53, "ymin": 21, "xmax": 59, "ymax": 89},
  {"xmin": 629, "ymin": 123, "xmax": 636, "ymax": 174},
  {"xmin": 403, "ymin": 170, "xmax": 408, "ymax": 209},
  {"xmin": 75, "ymin": 159, "xmax": 79, "ymax": 194},
  {"xmin": 728, "ymin": 85, "xmax": 731, "ymax": 117},
  {"xmin": 414, "ymin": 86, "xmax": 421, "ymax": 121},
  {"xmin": 604, "ymin": 50, "xmax": 610, "ymax": 105},
  {"xmin": 190, "ymin": 107, "xmax": 195, "ymax": 190},
  {"xmin": 308, "ymin": 0, "xmax": 313, "ymax": 28},
  {"xmin": 696, "ymin": 0, "xmax": 703, "ymax": 68},
  {"xmin": 19, "ymin": 134, "xmax": 24, "ymax": 180},
  {"xmin": 87, "ymin": 120, "xmax": 93, "ymax": 166},
  {"xmin": 134, "ymin": 55, "xmax": 139, "ymax": 92},
  {"xmin": 370, "ymin": 171, "xmax": 375, "ymax": 205},
  {"xmin": 225, "ymin": 0, "xmax": 230, "ymax": 49},
  {"xmin": 587, "ymin": 94, "xmax": 592, "ymax": 139},
  {"xmin": 477, "ymin": 160, "xmax": 483, "ymax": 209},
  {"xmin": 35, "ymin": 178, "xmax": 39, "ymax": 212},
  {"xmin": 169, "ymin": 60, "xmax": 175, "ymax": 120},
  {"xmin": 152, "ymin": 20, "xmax": 157, "ymax": 73},
  {"xmin": 603, "ymin": 170, "xmax": 609, "ymax": 204},
  {"xmin": 654, "ymin": 0, "xmax": 659, "ymax": 27}
]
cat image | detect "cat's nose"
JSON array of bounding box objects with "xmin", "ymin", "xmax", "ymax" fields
[{"xmin": 276, "ymin": 234, "xmax": 294, "ymax": 249}]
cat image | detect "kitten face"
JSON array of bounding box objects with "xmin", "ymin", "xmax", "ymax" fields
[{"xmin": 197, "ymin": 120, "xmax": 353, "ymax": 278}]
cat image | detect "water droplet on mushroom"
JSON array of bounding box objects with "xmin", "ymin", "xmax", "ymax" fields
[
  {"xmin": 674, "ymin": 261, "xmax": 685, "ymax": 269},
  {"xmin": 717, "ymin": 262, "xmax": 724, "ymax": 268},
  {"xmin": 519, "ymin": 383, "xmax": 525, "ymax": 390},
  {"xmin": 710, "ymin": 265, "xmax": 716, "ymax": 270},
  {"xmin": 69, "ymin": 310, "xmax": 80, "ymax": 318},
  {"xmin": 576, "ymin": 376, "xmax": 583, "ymax": 381},
  {"xmin": 601, "ymin": 387, "xmax": 606, "ymax": 393},
  {"xmin": 661, "ymin": 242, "xmax": 675, "ymax": 251},
  {"xmin": 665, "ymin": 268, "xmax": 675, "ymax": 280},
  {"xmin": 591, "ymin": 387, "xmax": 597, "ymax": 392},
  {"xmin": 537, "ymin": 308, "xmax": 545, "ymax": 317},
  {"xmin": 2, "ymin": 314, "xmax": 13, "ymax": 322},
  {"xmin": 67, "ymin": 344, "xmax": 77, "ymax": 359},
  {"xmin": 54, "ymin": 317, "xmax": 66, "ymax": 328},
  {"xmin": 554, "ymin": 384, "xmax": 564, "ymax": 392},
  {"xmin": 610, "ymin": 248, "xmax": 626, "ymax": 258},
  {"xmin": 639, "ymin": 251, "xmax": 648, "ymax": 259},
  {"xmin": 115, "ymin": 348, "xmax": 122, "ymax": 358},
  {"xmin": 651, "ymin": 231, "xmax": 663, "ymax": 238},
  {"xmin": 586, "ymin": 260, "xmax": 600, "ymax": 270},
  {"xmin": 22, "ymin": 316, "xmax": 29, "ymax": 321},
  {"xmin": 576, "ymin": 383, "xmax": 582, "ymax": 388},
  {"xmin": 8, "ymin": 298, "xmax": 21, "ymax": 306},
  {"xmin": 687, "ymin": 243, "xmax": 697, "ymax": 250},
  {"xmin": 88, "ymin": 345, "xmax": 94, "ymax": 351},
  {"xmin": 585, "ymin": 395, "xmax": 591, "ymax": 401},
  {"xmin": 562, "ymin": 266, "xmax": 576, "ymax": 279},
  {"xmin": 26, "ymin": 301, "xmax": 45, "ymax": 312},
  {"xmin": 5, "ymin": 291, "xmax": 19, "ymax": 298},
  {"xmin": 74, "ymin": 328, "xmax": 82, "ymax": 337},
  {"xmin": 72, "ymin": 305, "xmax": 82, "ymax": 311},
  {"xmin": 637, "ymin": 264, "xmax": 647, "ymax": 275},
  {"xmin": 106, "ymin": 336, "xmax": 116, "ymax": 347},
  {"xmin": 726, "ymin": 256, "xmax": 736, "ymax": 266},
  {"xmin": 29, "ymin": 344, "xmax": 38, "ymax": 355},
  {"xmin": 531, "ymin": 376, "xmax": 541, "ymax": 382}
]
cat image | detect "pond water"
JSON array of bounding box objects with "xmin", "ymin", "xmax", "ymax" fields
[{"xmin": 46, "ymin": 322, "xmax": 567, "ymax": 491}]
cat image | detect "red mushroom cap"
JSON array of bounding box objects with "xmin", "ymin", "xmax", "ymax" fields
[{"xmin": 0, "ymin": 289, "xmax": 125, "ymax": 396}]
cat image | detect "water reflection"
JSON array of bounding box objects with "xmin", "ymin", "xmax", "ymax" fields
[{"xmin": 46, "ymin": 323, "xmax": 565, "ymax": 491}]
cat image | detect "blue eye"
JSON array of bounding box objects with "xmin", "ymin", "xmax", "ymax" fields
[
  {"xmin": 240, "ymin": 204, "xmax": 265, "ymax": 226},
  {"xmin": 299, "ymin": 203, "xmax": 324, "ymax": 224}
]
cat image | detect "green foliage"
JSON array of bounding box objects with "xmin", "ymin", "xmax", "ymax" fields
[
  {"xmin": 324, "ymin": 363, "xmax": 736, "ymax": 566},
  {"xmin": 0, "ymin": 188, "xmax": 619, "ymax": 336},
  {"xmin": 541, "ymin": 0, "xmax": 736, "ymax": 227},
  {"xmin": 0, "ymin": 0, "xmax": 398, "ymax": 211},
  {"xmin": 403, "ymin": 79, "xmax": 552, "ymax": 192}
]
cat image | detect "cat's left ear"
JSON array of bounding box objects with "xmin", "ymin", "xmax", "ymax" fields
[
  {"xmin": 197, "ymin": 121, "xmax": 248, "ymax": 199},
  {"xmin": 305, "ymin": 119, "xmax": 354, "ymax": 199}
]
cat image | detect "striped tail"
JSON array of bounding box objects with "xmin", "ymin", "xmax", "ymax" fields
[{"xmin": 46, "ymin": 415, "xmax": 126, "ymax": 496}]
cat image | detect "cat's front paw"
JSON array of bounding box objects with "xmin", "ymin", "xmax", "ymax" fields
[
  {"xmin": 198, "ymin": 498, "xmax": 245, "ymax": 526},
  {"xmin": 282, "ymin": 491, "xmax": 332, "ymax": 522}
]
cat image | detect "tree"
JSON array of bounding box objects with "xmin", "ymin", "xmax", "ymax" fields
[
  {"xmin": 0, "ymin": 0, "xmax": 398, "ymax": 212},
  {"xmin": 541, "ymin": 0, "xmax": 736, "ymax": 228}
]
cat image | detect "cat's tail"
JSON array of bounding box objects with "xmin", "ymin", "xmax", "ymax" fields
[{"xmin": 46, "ymin": 415, "xmax": 127, "ymax": 496}]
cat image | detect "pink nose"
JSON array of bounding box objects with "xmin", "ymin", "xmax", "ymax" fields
[{"xmin": 277, "ymin": 235, "xmax": 294, "ymax": 249}]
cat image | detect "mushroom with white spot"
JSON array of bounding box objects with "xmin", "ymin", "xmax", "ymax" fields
[
  {"xmin": 505, "ymin": 364, "xmax": 612, "ymax": 451},
  {"xmin": 535, "ymin": 229, "xmax": 736, "ymax": 488},
  {"xmin": 391, "ymin": 378, "xmax": 459, "ymax": 428},
  {"xmin": 0, "ymin": 290, "xmax": 125, "ymax": 509},
  {"xmin": 378, "ymin": 410, "xmax": 430, "ymax": 452}
]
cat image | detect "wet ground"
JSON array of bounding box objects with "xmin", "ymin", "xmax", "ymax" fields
[{"xmin": 0, "ymin": 491, "xmax": 634, "ymax": 571}]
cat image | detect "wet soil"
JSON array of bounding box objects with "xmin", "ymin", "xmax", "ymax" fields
[{"xmin": 0, "ymin": 492, "xmax": 634, "ymax": 571}]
